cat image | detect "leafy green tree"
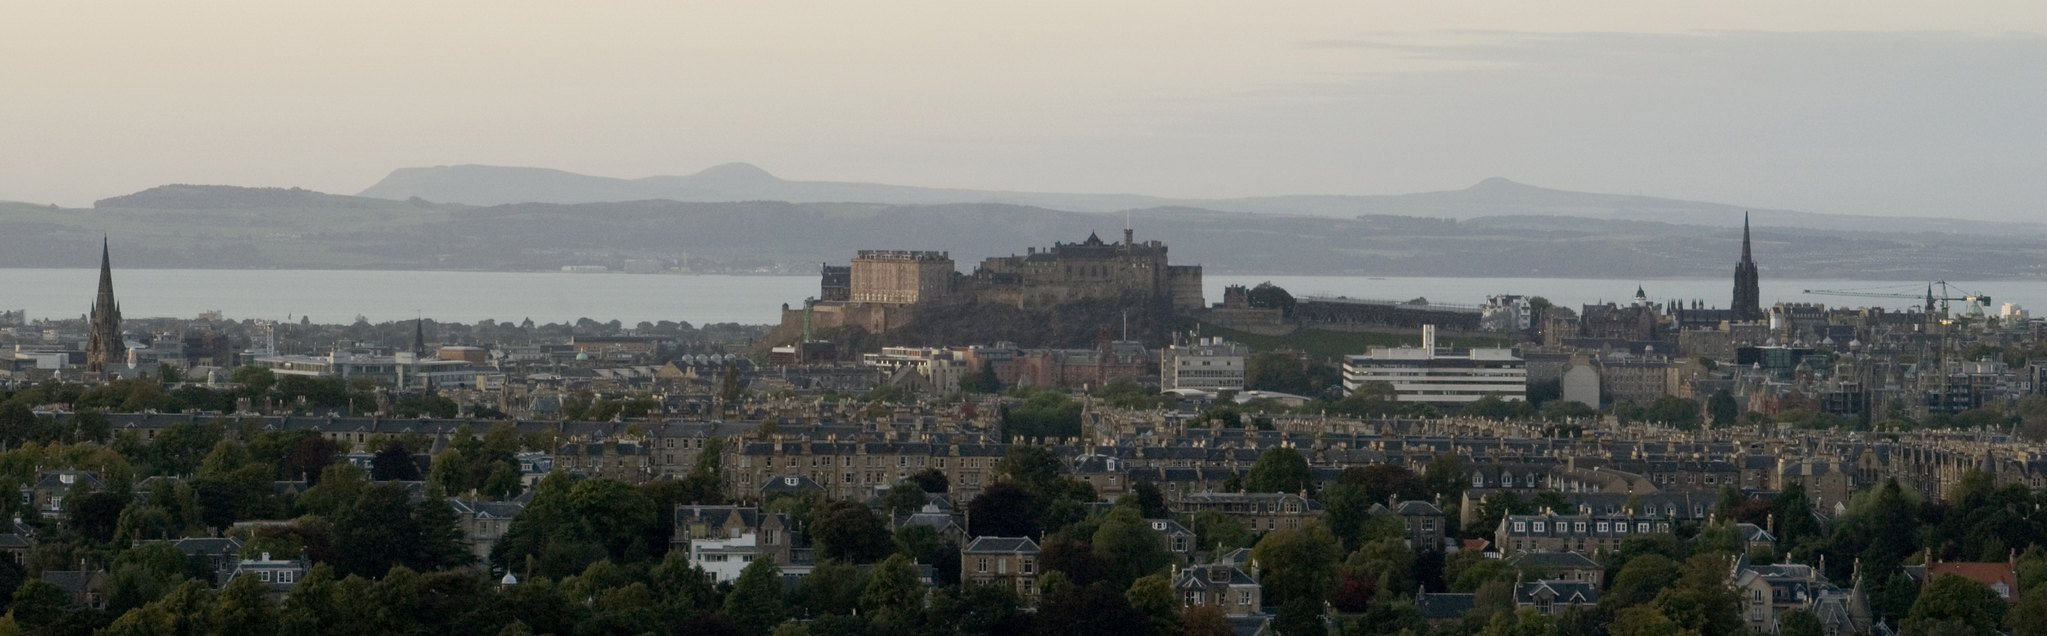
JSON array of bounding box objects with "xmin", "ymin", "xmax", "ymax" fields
[
  {"xmin": 65, "ymin": 490, "xmax": 127, "ymax": 543},
  {"xmin": 795, "ymin": 560, "xmax": 866, "ymax": 617},
  {"xmin": 566, "ymin": 478, "xmax": 659, "ymax": 561},
  {"xmin": 1254, "ymin": 521, "xmax": 1342, "ymax": 636},
  {"xmin": 1777, "ymin": 608, "xmax": 1823, "ymax": 636},
  {"xmin": 1707, "ymin": 390, "xmax": 1739, "ymax": 427},
  {"xmin": 860, "ymin": 554, "xmax": 924, "ymax": 629},
  {"xmin": 1001, "ymin": 390, "xmax": 1082, "ymax": 441},
  {"xmin": 216, "ymin": 572, "xmax": 279, "ymax": 636},
  {"xmin": 882, "ymin": 481, "xmax": 928, "ymax": 516},
  {"xmin": 1602, "ymin": 553, "xmax": 1680, "ymax": 610},
  {"xmin": 968, "ymin": 486, "xmax": 1037, "ymax": 539},
  {"xmin": 1127, "ymin": 481, "xmax": 1170, "ymax": 519},
  {"xmin": 231, "ymin": 366, "xmax": 276, "ymax": 395},
  {"xmin": 1244, "ymin": 446, "xmax": 1312, "ymax": 495},
  {"xmin": 812, "ymin": 501, "xmax": 892, "ymax": 563},
  {"xmin": 1246, "ymin": 351, "xmax": 1313, "ymax": 395},
  {"xmin": 926, "ymin": 582, "xmax": 1029, "ymax": 636},
  {"xmin": 8, "ymin": 579, "xmax": 69, "ymax": 631},
  {"xmin": 327, "ymin": 482, "xmax": 423, "ymax": 577},
  {"xmin": 1188, "ymin": 511, "xmax": 1252, "ymax": 559},
  {"xmin": 2009, "ymin": 585, "xmax": 2047, "ymax": 636},
  {"xmin": 1093, "ymin": 506, "xmax": 1172, "ymax": 587},
  {"xmin": 961, "ymin": 360, "xmax": 1002, "ymax": 395},
  {"xmin": 1127, "ymin": 573, "xmax": 1181, "ymax": 636},
  {"xmin": 1651, "ymin": 552, "xmax": 1743, "ymax": 636},
  {"xmin": 907, "ymin": 468, "xmax": 949, "ymax": 494},
  {"xmin": 724, "ymin": 557, "xmax": 787, "ymax": 635},
  {"xmin": 1038, "ymin": 582, "xmax": 1148, "ymax": 636},
  {"xmin": 1645, "ymin": 395, "xmax": 1703, "ymax": 429},
  {"xmin": 147, "ymin": 420, "xmax": 224, "ymax": 477},
  {"xmin": 1180, "ymin": 605, "xmax": 1236, "ymax": 636},
  {"xmin": 371, "ymin": 441, "xmax": 421, "ymax": 481},
  {"xmin": 1908, "ymin": 573, "xmax": 2007, "ymax": 635},
  {"xmin": 1247, "ymin": 282, "xmax": 1297, "ymax": 316},
  {"xmin": 415, "ymin": 489, "xmax": 475, "ymax": 570},
  {"xmin": 1608, "ymin": 606, "xmax": 1685, "ymax": 636},
  {"xmin": 1422, "ymin": 452, "xmax": 1466, "ymax": 506}
]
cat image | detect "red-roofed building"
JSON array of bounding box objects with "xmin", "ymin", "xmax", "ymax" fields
[{"xmin": 1911, "ymin": 550, "xmax": 2019, "ymax": 602}]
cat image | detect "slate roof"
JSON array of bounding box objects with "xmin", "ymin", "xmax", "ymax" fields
[
  {"xmin": 1506, "ymin": 551, "xmax": 1600, "ymax": 571},
  {"xmin": 1416, "ymin": 592, "xmax": 1476, "ymax": 619},
  {"xmin": 962, "ymin": 536, "xmax": 1040, "ymax": 554},
  {"xmin": 1514, "ymin": 580, "xmax": 1600, "ymax": 605}
]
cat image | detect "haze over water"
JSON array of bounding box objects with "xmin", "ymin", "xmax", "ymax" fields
[{"xmin": 0, "ymin": 270, "xmax": 2034, "ymax": 327}]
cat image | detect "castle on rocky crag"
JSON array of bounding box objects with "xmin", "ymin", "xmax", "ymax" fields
[{"xmin": 781, "ymin": 229, "xmax": 1203, "ymax": 338}]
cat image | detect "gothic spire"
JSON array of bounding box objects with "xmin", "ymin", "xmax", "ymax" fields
[
  {"xmin": 1741, "ymin": 212, "xmax": 1753, "ymax": 264},
  {"xmin": 86, "ymin": 236, "xmax": 125, "ymax": 376},
  {"xmin": 413, "ymin": 317, "xmax": 427, "ymax": 357}
]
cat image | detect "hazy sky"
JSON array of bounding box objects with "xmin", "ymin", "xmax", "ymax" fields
[{"xmin": 4, "ymin": 2, "xmax": 2043, "ymax": 220}]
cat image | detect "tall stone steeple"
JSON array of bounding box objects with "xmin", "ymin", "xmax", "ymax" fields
[
  {"xmin": 85, "ymin": 237, "xmax": 126, "ymax": 376},
  {"xmin": 412, "ymin": 317, "xmax": 427, "ymax": 357},
  {"xmin": 1732, "ymin": 213, "xmax": 1762, "ymax": 321}
]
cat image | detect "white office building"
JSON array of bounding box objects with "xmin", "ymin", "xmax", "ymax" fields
[
  {"xmin": 1163, "ymin": 337, "xmax": 1249, "ymax": 392},
  {"xmin": 1343, "ymin": 325, "xmax": 1526, "ymax": 403},
  {"xmin": 690, "ymin": 533, "xmax": 766, "ymax": 583}
]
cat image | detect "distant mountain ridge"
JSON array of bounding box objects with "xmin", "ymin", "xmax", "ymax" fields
[
  {"xmin": 357, "ymin": 164, "xmax": 2047, "ymax": 238},
  {"xmin": 8, "ymin": 179, "xmax": 2047, "ymax": 280}
]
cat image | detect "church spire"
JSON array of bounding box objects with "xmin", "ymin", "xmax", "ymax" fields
[
  {"xmin": 1741, "ymin": 212, "xmax": 1753, "ymax": 264},
  {"xmin": 86, "ymin": 236, "xmax": 126, "ymax": 376},
  {"xmin": 413, "ymin": 317, "xmax": 427, "ymax": 357},
  {"xmin": 1732, "ymin": 213, "xmax": 1762, "ymax": 322}
]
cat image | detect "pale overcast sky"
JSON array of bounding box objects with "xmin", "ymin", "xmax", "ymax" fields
[{"xmin": 3, "ymin": 2, "xmax": 2043, "ymax": 220}]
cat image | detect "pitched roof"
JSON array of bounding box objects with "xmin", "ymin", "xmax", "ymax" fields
[
  {"xmin": 962, "ymin": 536, "xmax": 1040, "ymax": 554},
  {"xmin": 1514, "ymin": 580, "xmax": 1600, "ymax": 605},
  {"xmin": 1417, "ymin": 593, "xmax": 1476, "ymax": 619}
]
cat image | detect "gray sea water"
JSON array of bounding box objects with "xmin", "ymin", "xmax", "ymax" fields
[{"xmin": 0, "ymin": 269, "xmax": 2037, "ymax": 326}]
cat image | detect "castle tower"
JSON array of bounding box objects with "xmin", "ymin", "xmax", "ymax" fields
[
  {"xmin": 85, "ymin": 237, "xmax": 126, "ymax": 376},
  {"xmin": 1732, "ymin": 213, "xmax": 1762, "ymax": 321}
]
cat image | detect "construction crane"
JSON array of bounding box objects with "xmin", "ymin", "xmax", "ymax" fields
[{"xmin": 1801, "ymin": 281, "xmax": 1991, "ymax": 317}]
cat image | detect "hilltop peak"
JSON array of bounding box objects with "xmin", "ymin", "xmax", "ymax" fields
[
  {"xmin": 689, "ymin": 162, "xmax": 780, "ymax": 183},
  {"xmin": 1465, "ymin": 177, "xmax": 1530, "ymax": 192}
]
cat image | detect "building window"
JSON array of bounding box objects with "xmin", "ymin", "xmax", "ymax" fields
[
  {"xmin": 1532, "ymin": 521, "xmax": 1546, "ymax": 533},
  {"xmin": 1513, "ymin": 521, "xmax": 1526, "ymax": 533},
  {"xmin": 977, "ymin": 557, "xmax": 989, "ymax": 573}
]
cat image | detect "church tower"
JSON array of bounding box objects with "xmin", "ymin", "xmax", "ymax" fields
[
  {"xmin": 1732, "ymin": 213, "xmax": 1762, "ymax": 321},
  {"xmin": 85, "ymin": 237, "xmax": 126, "ymax": 376}
]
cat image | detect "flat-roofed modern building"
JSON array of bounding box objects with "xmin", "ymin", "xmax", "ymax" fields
[
  {"xmin": 1163, "ymin": 337, "xmax": 1249, "ymax": 392},
  {"xmin": 1343, "ymin": 326, "xmax": 1525, "ymax": 403}
]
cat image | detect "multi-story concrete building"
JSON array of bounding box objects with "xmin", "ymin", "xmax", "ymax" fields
[
  {"xmin": 863, "ymin": 347, "xmax": 970, "ymax": 393},
  {"xmin": 1343, "ymin": 326, "xmax": 1526, "ymax": 404},
  {"xmin": 251, "ymin": 350, "xmax": 480, "ymax": 389},
  {"xmin": 1162, "ymin": 337, "xmax": 1248, "ymax": 392}
]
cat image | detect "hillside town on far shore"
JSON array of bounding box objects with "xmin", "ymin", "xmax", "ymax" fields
[{"xmin": 1, "ymin": 218, "xmax": 2043, "ymax": 636}]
